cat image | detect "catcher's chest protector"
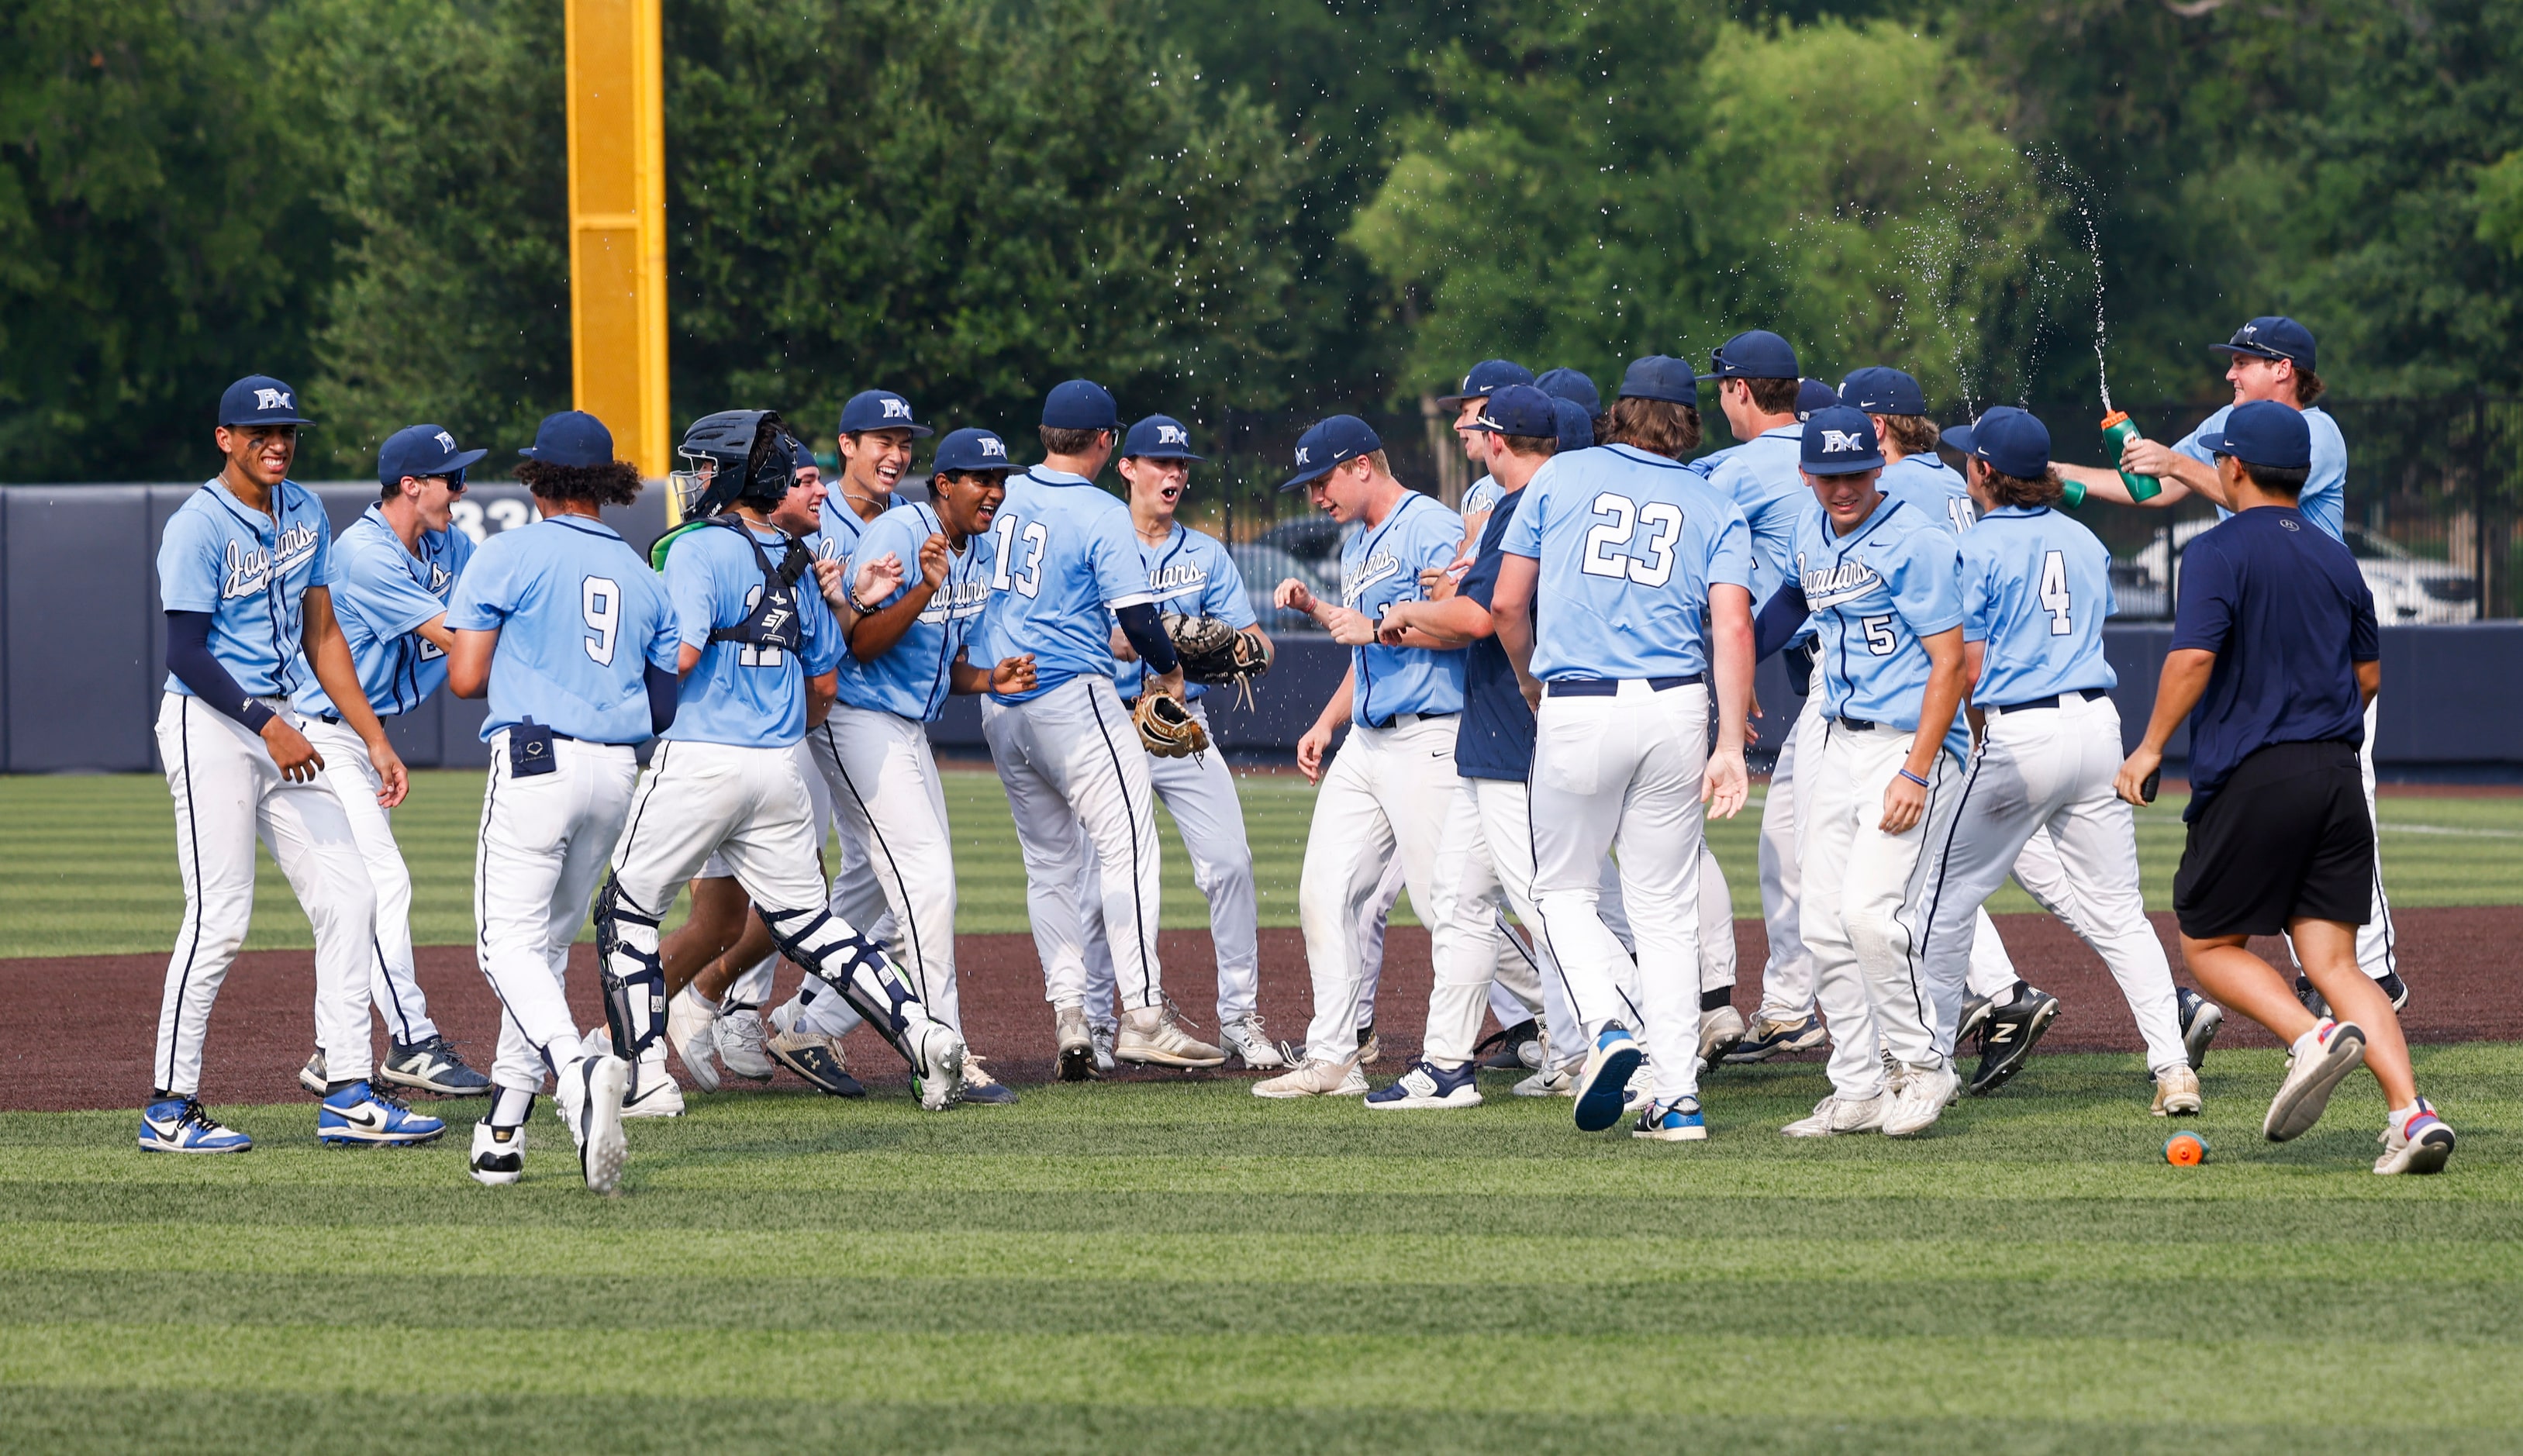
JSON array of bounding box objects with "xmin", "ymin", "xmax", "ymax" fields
[{"xmin": 705, "ymin": 516, "xmax": 810, "ymax": 654}]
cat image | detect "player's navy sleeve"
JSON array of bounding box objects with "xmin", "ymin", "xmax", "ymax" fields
[
  {"xmin": 1114, "ymin": 603, "xmax": 1180, "ymax": 674},
  {"xmin": 644, "ymin": 663, "xmax": 679, "ymax": 734},
  {"xmin": 2169, "ymin": 534, "xmax": 2238, "ymax": 656},
  {"xmin": 164, "ymin": 612, "xmax": 275, "ymax": 730},
  {"xmin": 2350, "ymin": 578, "xmax": 2380, "ymax": 662},
  {"xmin": 1887, "ymin": 530, "xmax": 1965, "ymax": 637},
  {"xmin": 1753, "ymin": 584, "xmax": 1811, "ymax": 661}
]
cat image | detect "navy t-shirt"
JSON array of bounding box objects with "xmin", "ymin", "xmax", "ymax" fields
[
  {"xmin": 2169, "ymin": 505, "xmax": 2379, "ymax": 819},
  {"xmin": 1457, "ymin": 487, "xmax": 1536, "ymax": 781}
]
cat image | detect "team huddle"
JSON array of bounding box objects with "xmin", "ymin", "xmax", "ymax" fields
[{"xmin": 135, "ymin": 309, "xmax": 2454, "ymax": 1191}]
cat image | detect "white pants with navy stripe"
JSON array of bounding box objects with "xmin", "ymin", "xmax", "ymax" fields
[
  {"xmin": 152, "ymin": 692, "xmax": 378, "ymax": 1095},
  {"xmin": 1356, "ymin": 852, "xmax": 1541, "ymax": 1036},
  {"xmin": 475, "ymin": 730, "xmax": 640, "ymax": 1094},
  {"xmin": 804, "ymin": 705, "xmax": 962, "ymax": 1035},
  {"xmin": 1297, "ymin": 714, "xmax": 1464, "ymax": 1064},
  {"xmin": 982, "ymin": 676, "xmax": 1168, "ymax": 1013},
  {"xmin": 1424, "ymin": 776, "xmax": 1603, "ymax": 1065},
  {"xmin": 301, "ymin": 717, "xmax": 438, "ymax": 1046}
]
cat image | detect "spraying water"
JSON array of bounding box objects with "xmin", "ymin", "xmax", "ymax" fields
[{"xmin": 2078, "ymin": 203, "xmax": 2114, "ymax": 413}]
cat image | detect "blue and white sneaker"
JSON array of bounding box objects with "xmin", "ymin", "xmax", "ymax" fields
[
  {"xmin": 1572, "ymin": 1025, "xmax": 1645, "ymax": 1133},
  {"xmin": 1634, "ymin": 1096, "xmax": 1707, "ymax": 1142},
  {"xmin": 318, "ymin": 1080, "xmax": 447, "ymax": 1147},
  {"xmin": 139, "ymin": 1097, "xmax": 253, "ymax": 1154},
  {"xmin": 1365, "ymin": 1058, "xmax": 1482, "ymax": 1110}
]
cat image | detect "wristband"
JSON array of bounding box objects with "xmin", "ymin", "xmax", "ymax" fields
[{"xmin": 1897, "ymin": 768, "xmax": 1930, "ymax": 788}]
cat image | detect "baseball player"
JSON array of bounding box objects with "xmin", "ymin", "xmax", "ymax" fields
[
  {"xmin": 1489, "ymin": 372, "xmax": 1757, "ymax": 1142},
  {"xmin": 595, "ymin": 409, "xmax": 968, "ymax": 1113},
  {"xmin": 1254, "ymin": 416, "xmax": 1469, "ymax": 1099},
  {"xmin": 144, "ymin": 375, "xmax": 443, "ymax": 1154},
  {"xmin": 1913, "ymin": 408, "xmax": 2199, "ymax": 1116},
  {"xmin": 288, "ymin": 424, "xmax": 494, "ymax": 1101},
  {"xmin": 443, "ymin": 410, "xmax": 671, "ymax": 1191},
  {"xmin": 1074, "ymin": 415, "xmax": 1284, "ymax": 1069},
  {"xmin": 977, "ymin": 380, "xmax": 1223, "ymax": 1078},
  {"xmin": 1754, "ymin": 406, "xmax": 1972, "ymax": 1138},
  {"xmin": 1441, "ymin": 359, "xmax": 1534, "ymax": 519}
]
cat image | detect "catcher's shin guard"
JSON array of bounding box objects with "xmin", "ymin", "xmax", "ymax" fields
[
  {"xmin": 756, "ymin": 902, "xmax": 927, "ymax": 1063},
  {"xmin": 593, "ymin": 878, "xmax": 668, "ymax": 1057}
]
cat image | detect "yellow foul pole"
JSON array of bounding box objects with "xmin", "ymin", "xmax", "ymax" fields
[{"xmin": 564, "ymin": 0, "xmax": 669, "ymax": 477}]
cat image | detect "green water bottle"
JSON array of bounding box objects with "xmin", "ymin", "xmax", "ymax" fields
[{"xmin": 2100, "ymin": 409, "xmax": 2163, "ymax": 502}]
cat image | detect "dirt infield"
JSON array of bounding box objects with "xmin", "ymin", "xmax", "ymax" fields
[{"xmin": 6, "ymin": 907, "xmax": 2515, "ymax": 1113}]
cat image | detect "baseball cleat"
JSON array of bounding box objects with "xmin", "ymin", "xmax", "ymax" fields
[
  {"xmin": 622, "ymin": 1047, "xmax": 685, "ymax": 1119},
  {"xmin": 468, "ymin": 1120, "xmax": 525, "ymax": 1186},
  {"xmin": 1365, "ymin": 1058, "xmax": 1482, "ymax": 1110},
  {"xmin": 714, "ymin": 1005, "xmax": 775, "ymax": 1082},
  {"xmin": 2152, "ymin": 1064, "xmax": 2203, "ymax": 1117},
  {"xmin": 1968, "ymin": 985, "xmax": 2061, "ymax": 1095},
  {"xmin": 764, "ymin": 1027, "xmax": 864, "ymax": 1098},
  {"xmin": 1090, "ymin": 1023, "xmax": 1118, "ymax": 1075},
  {"xmin": 139, "ymin": 1096, "xmax": 254, "ymax": 1154},
  {"xmin": 381, "ymin": 1034, "xmax": 492, "ymax": 1097},
  {"xmin": 1473, "ymin": 1018, "xmax": 1541, "ymax": 1072},
  {"xmin": 1054, "ymin": 1005, "xmax": 1096, "ymax": 1082},
  {"xmin": 664, "ymin": 987, "xmax": 723, "ymax": 1094},
  {"xmin": 1881, "ymin": 1063, "xmax": 1959, "ymax": 1137},
  {"xmin": 1512, "ymin": 1064, "xmax": 1575, "ymax": 1098},
  {"xmin": 2376, "ymin": 971, "xmax": 2409, "ymax": 1012},
  {"xmin": 2373, "ymin": 1098, "xmax": 2455, "ymax": 1175},
  {"xmin": 1251, "ymin": 1054, "xmax": 1365, "ymax": 1099},
  {"xmin": 957, "ymin": 1054, "xmax": 1018, "ymax": 1106},
  {"xmin": 1782, "ymin": 1093, "xmax": 1886, "ymax": 1138},
  {"xmin": 1117, "ymin": 1006, "xmax": 1227, "ymax": 1068},
  {"xmin": 1355, "ymin": 1023, "xmax": 1382, "ymax": 1068},
  {"xmin": 1958, "ymin": 994, "xmax": 1995, "ymax": 1048},
  {"xmin": 297, "ymin": 1051, "xmax": 327, "ymax": 1096},
  {"xmin": 1218, "ymin": 1013, "xmax": 1286, "ymax": 1070},
  {"xmin": 1697, "ymin": 1004, "xmax": 1746, "ymax": 1072},
  {"xmin": 1572, "ymin": 1025, "xmax": 1645, "ymax": 1133},
  {"xmin": 2264, "ymin": 1019, "xmax": 2366, "ymax": 1143},
  {"xmin": 1724, "ymin": 1012, "xmax": 1825, "ymax": 1064},
  {"xmin": 1622, "ymin": 1061, "xmax": 1655, "ymax": 1115},
  {"xmin": 575, "ymin": 1054, "xmax": 630, "ymax": 1195},
  {"xmin": 317, "ymin": 1081, "xmax": 447, "ymax": 1147},
  {"xmin": 1634, "ymin": 1096, "xmax": 1707, "ymax": 1143},
  {"xmin": 909, "ymin": 1022, "xmax": 968, "ymax": 1112},
  {"xmin": 2176, "ymin": 987, "xmax": 2224, "ymax": 1072}
]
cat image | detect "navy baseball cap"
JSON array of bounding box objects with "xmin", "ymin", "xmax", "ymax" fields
[
  {"xmin": 1698, "ymin": 329, "xmax": 1799, "ymax": 382},
  {"xmin": 1279, "ymin": 415, "xmax": 1382, "ymax": 491},
  {"xmin": 2196, "ymin": 399, "xmax": 2311, "ymax": 471},
  {"xmin": 1800, "ymin": 406, "xmax": 1885, "ymax": 475},
  {"xmin": 1553, "ymin": 396, "xmax": 1594, "ymax": 451},
  {"xmin": 519, "ymin": 410, "xmax": 616, "ymax": 468},
  {"xmin": 1535, "ymin": 367, "xmax": 1601, "ymax": 416},
  {"xmin": 1837, "ymin": 367, "xmax": 1927, "ymax": 416},
  {"xmin": 1942, "ymin": 409, "xmax": 2052, "ymax": 479},
  {"xmin": 1436, "ymin": 358, "xmax": 1534, "ymax": 409},
  {"xmin": 1796, "ymin": 378, "xmax": 1841, "ymax": 420},
  {"xmin": 1465, "ymin": 384, "xmax": 1558, "ymax": 438},
  {"xmin": 1121, "ymin": 414, "xmax": 1204, "ymax": 461},
  {"xmin": 1041, "ymin": 379, "xmax": 1119, "ymax": 431},
  {"xmin": 1617, "ymin": 355, "xmax": 1699, "ymax": 406},
  {"xmin": 932, "ymin": 426, "xmax": 1017, "ymax": 474},
  {"xmin": 837, "ymin": 388, "xmax": 934, "ymax": 438},
  {"xmin": 2210, "ymin": 316, "xmax": 2316, "ymax": 373},
  {"xmin": 377, "ymin": 424, "xmax": 488, "ymax": 486},
  {"xmin": 219, "ymin": 374, "xmax": 312, "ymax": 427}
]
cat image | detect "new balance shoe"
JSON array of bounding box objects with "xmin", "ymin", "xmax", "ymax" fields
[
  {"xmin": 909, "ymin": 1022, "xmax": 968, "ymax": 1112},
  {"xmin": 1054, "ymin": 1004, "xmax": 1096, "ymax": 1082},
  {"xmin": 381, "ymin": 1034, "xmax": 492, "ymax": 1097},
  {"xmin": 1090, "ymin": 1023, "xmax": 1119, "ymax": 1075},
  {"xmin": 1474, "ymin": 1018, "xmax": 1541, "ymax": 1072},
  {"xmin": 1634, "ymin": 1096, "xmax": 1707, "ymax": 1143},
  {"xmin": 664, "ymin": 987, "xmax": 723, "ymax": 1094},
  {"xmin": 2152, "ymin": 1064, "xmax": 2204, "ymax": 1117},
  {"xmin": 958, "ymin": 1054, "xmax": 1017, "ymax": 1106},
  {"xmin": 1117, "ymin": 1006, "xmax": 1227, "ymax": 1068},
  {"xmin": 714, "ymin": 1004, "xmax": 775, "ymax": 1082},
  {"xmin": 318, "ymin": 1081, "xmax": 447, "ymax": 1147},
  {"xmin": 2264, "ymin": 1019, "xmax": 2366, "ymax": 1143},
  {"xmin": 1572, "ymin": 1026, "xmax": 1645, "ymax": 1133},
  {"xmin": 468, "ymin": 1120, "xmax": 525, "ymax": 1186},
  {"xmin": 1968, "ymin": 985, "xmax": 2061, "ymax": 1095},
  {"xmin": 1218, "ymin": 1013, "xmax": 1286, "ymax": 1071},
  {"xmin": 1724, "ymin": 1011, "xmax": 1826, "ymax": 1064},
  {"xmin": 765, "ymin": 1026, "xmax": 864, "ymax": 1098},
  {"xmin": 1782, "ymin": 1093, "xmax": 1886, "ymax": 1138},
  {"xmin": 1697, "ymin": 1005, "xmax": 1746, "ymax": 1073},
  {"xmin": 1513, "ymin": 1064, "xmax": 1575, "ymax": 1098},
  {"xmin": 1252, "ymin": 1054, "xmax": 1365, "ymax": 1099},
  {"xmin": 138, "ymin": 1096, "xmax": 253, "ymax": 1154},
  {"xmin": 1365, "ymin": 1058, "xmax": 1482, "ymax": 1110},
  {"xmin": 2176, "ymin": 987, "xmax": 2224, "ymax": 1072},
  {"xmin": 297, "ymin": 1050, "xmax": 327, "ymax": 1096},
  {"xmin": 558, "ymin": 1054, "xmax": 629, "ymax": 1195},
  {"xmin": 2373, "ymin": 1098, "xmax": 2455, "ymax": 1176},
  {"xmin": 1881, "ymin": 1063, "xmax": 1959, "ymax": 1137}
]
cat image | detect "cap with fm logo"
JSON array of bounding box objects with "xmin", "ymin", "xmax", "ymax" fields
[
  {"xmin": 932, "ymin": 427, "xmax": 1016, "ymax": 474},
  {"xmin": 1121, "ymin": 414, "xmax": 1205, "ymax": 461},
  {"xmin": 1799, "ymin": 405, "xmax": 1885, "ymax": 475},
  {"xmin": 1279, "ymin": 415, "xmax": 1382, "ymax": 492},
  {"xmin": 219, "ymin": 374, "xmax": 312, "ymax": 427},
  {"xmin": 377, "ymin": 423, "xmax": 488, "ymax": 486},
  {"xmin": 837, "ymin": 389, "xmax": 934, "ymax": 438}
]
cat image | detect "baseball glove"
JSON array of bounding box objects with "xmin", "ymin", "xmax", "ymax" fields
[
  {"xmin": 1132, "ymin": 692, "xmax": 1210, "ymax": 759},
  {"xmin": 1165, "ymin": 612, "xmax": 1271, "ymax": 687}
]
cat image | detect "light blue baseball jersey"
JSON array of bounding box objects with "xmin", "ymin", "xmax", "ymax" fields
[
  {"xmin": 1344, "ymin": 491, "xmax": 1466, "ymax": 725},
  {"xmin": 1502, "ymin": 444, "xmax": 1755, "ymax": 680},
  {"xmin": 2174, "ymin": 403, "xmax": 2345, "ymax": 541},
  {"xmin": 290, "ymin": 505, "xmax": 474, "ymax": 720},
  {"xmin": 811, "ymin": 491, "xmax": 905, "ymax": 564},
  {"xmin": 1793, "ymin": 496, "xmax": 1969, "ymax": 761},
  {"xmin": 1879, "ymin": 453, "xmax": 1979, "ymax": 537},
  {"xmin": 444, "ymin": 516, "xmax": 678, "ymax": 744},
  {"xmin": 1461, "ymin": 474, "xmax": 1501, "ymax": 517},
  {"xmin": 662, "ymin": 521, "xmax": 844, "ymax": 749},
  {"xmin": 834, "ymin": 502, "xmax": 996, "ymax": 723},
  {"xmin": 979, "ymin": 467, "xmax": 1154, "ymax": 703},
  {"xmin": 1696, "ymin": 425, "xmax": 1805, "ymax": 601},
  {"xmin": 1110, "ymin": 524, "xmax": 1257, "ymax": 703},
  {"xmin": 157, "ymin": 478, "xmax": 340, "ymax": 701},
  {"xmin": 1960, "ymin": 505, "xmax": 2119, "ymax": 709}
]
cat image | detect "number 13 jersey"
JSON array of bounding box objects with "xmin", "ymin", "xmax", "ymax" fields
[{"xmin": 977, "ymin": 466, "xmax": 1155, "ymax": 705}]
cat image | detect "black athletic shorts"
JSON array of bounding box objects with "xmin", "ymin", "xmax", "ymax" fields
[{"xmin": 2173, "ymin": 738, "xmax": 2373, "ymax": 938}]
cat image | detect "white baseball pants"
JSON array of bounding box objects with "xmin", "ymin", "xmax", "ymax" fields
[
  {"xmin": 301, "ymin": 717, "xmax": 438, "ymax": 1045},
  {"xmin": 1801, "ymin": 719, "xmax": 1964, "ymax": 1099},
  {"xmin": 475, "ymin": 730, "xmax": 640, "ymax": 1093},
  {"xmin": 806, "ymin": 706, "xmax": 963, "ymax": 1033},
  {"xmin": 153, "ymin": 692, "xmax": 378, "ymax": 1095},
  {"xmin": 983, "ymin": 677, "xmax": 1168, "ymax": 1013},
  {"xmin": 1527, "ymin": 681, "xmax": 1713, "ymax": 1108},
  {"xmin": 1356, "ymin": 854, "xmax": 1538, "ymax": 1033},
  {"xmin": 1296, "ymin": 713, "xmax": 1463, "ymax": 1063},
  {"xmin": 2290, "ymin": 695, "xmax": 2397, "ymax": 981}
]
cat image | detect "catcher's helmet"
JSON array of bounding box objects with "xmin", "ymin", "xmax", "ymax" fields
[{"xmin": 671, "ymin": 409, "xmax": 797, "ymax": 520}]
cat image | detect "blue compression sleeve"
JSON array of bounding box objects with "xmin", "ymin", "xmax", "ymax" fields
[
  {"xmin": 1114, "ymin": 602, "xmax": 1180, "ymax": 675},
  {"xmin": 644, "ymin": 664, "xmax": 679, "ymax": 737},
  {"xmin": 164, "ymin": 611, "xmax": 276, "ymax": 730},
  {"xmin": 1752, "ymin": 585, "xmax": 1812, "ymax": 663}
]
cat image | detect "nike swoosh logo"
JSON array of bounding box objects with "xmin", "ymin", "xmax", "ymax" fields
[{"xmin": 332, "ymin": 1104, "xmax": 388, "ymax": 1129}]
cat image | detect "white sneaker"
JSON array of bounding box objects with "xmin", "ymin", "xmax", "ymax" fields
[
  {"xmin": 1218, "ymin": 1013, "xmax": 1286, "ymax": 1070},
  {"xmin": 664, "ymin": 987, "xmax": 722, "ymax": 1094},
  {"xmin": 623, "ymin": 1043, "xmax": 684, "ymax": 1118},
  {"xmin": 1363, "ymin": 1059, "xmax": 1482, "ymax": 1110},
  {"xmin": 1782, "ymin": 1093, "xmax": 1886, "ymax": 1138},
  {"xmin": 1881, "ymin": 1063, "xmax": 1958, "ymax": 1137},
  {"xmin": 1622, "ymin": 1061, "xmax": 1655, "ymax": 1115},
  {"xmin": 714, "ymin": 1006, "xmax": 775, "ymax": 1082},
  {"xmin": 468, "ymin": 1120, "xmax": 524, "ymax": 1186},
  {"xmin": 1513, "ymin": 1064, "xmax": 1576, "ymax": 1098},
  {"xmin": 909, "ymin": 1022, "xmax": 967, "ymax": 1112},
  {"xmin": 1697, "ymin": 1004, "xmax": 1746, "ymax": 1071},
  {"xmin": 1054, "ymin": 1004, "xmax": 1096, "ymax": 1082},
  {"xmin": 2152, "ymin": 1065, "xmax": 2203, "ymax": 1117},
  {"xmin": 1520, "ymin": 1025, "xmax": 1548, "ymax": 1071},
  {"xmin": 1117, "ymin": 1006, "xmax": 1227, "ymax": 1068},
  {"xmin": 1252, "ymin": 1055, "xmax": 1366, "ymax": 1099},
  {"xmin": 1090, "ymin": 1023, "xmax": 1118, "ymax": 1075},
  {"xmin": 2373, "ymin": 1099, "xmax": 2456, "ymax": 1175},
  {"xmin": 559, "ymin": 1054, "xmax": 628, "ymax": 1195},
  {"xmin": 2264, "ymin": 1019, "xmax": 2366, "ymax": 1143}
]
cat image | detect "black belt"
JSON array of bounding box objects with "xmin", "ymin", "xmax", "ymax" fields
[
  {"xmin": 1547, "ymin": 673, "xmax": 1704, "ymax": 698},
  {"xmin": 1831, "ymin": 716, "xmax": 1877, "ymax": 732},
  {"xmin": 1366, "ymin": 710, "xmax": 1458, "ymax": 730},
  {"xmin": 317, "ymin": 712, "xmax": 340, "ymax": 725},
  {"xmin": 1990, "ymin": 687, "xmax": 2109, "ymax": 714}
]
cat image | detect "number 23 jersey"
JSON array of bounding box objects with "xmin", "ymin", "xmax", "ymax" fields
[{"xmin": 444, "ymin": 516, "xmax": 678, "ymax": 745}]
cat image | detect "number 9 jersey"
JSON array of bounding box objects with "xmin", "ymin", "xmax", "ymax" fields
[
  {"xmin": 445, "ymin": 516, "xmax": 681, "ymax": 744},
  {"xmin": 1959, "ymin": 505, "xmax": 2118, "ymax": 707},
  {"xmin": 1500, "ymin": 443, "xmax": 1754, "ymax": 680}
]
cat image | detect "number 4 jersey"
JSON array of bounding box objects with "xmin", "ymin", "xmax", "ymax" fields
[
  {"xmin": 1501, "ymin": 443, "xmax": 1755, "ymax": 681},
  {"xmin": 1959, "ymin": 505, "xmax": 2119, "ymax": 709},
  {"xmin": 445, "ymin": 516, "xmax": 680, "ymax": 745}
]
